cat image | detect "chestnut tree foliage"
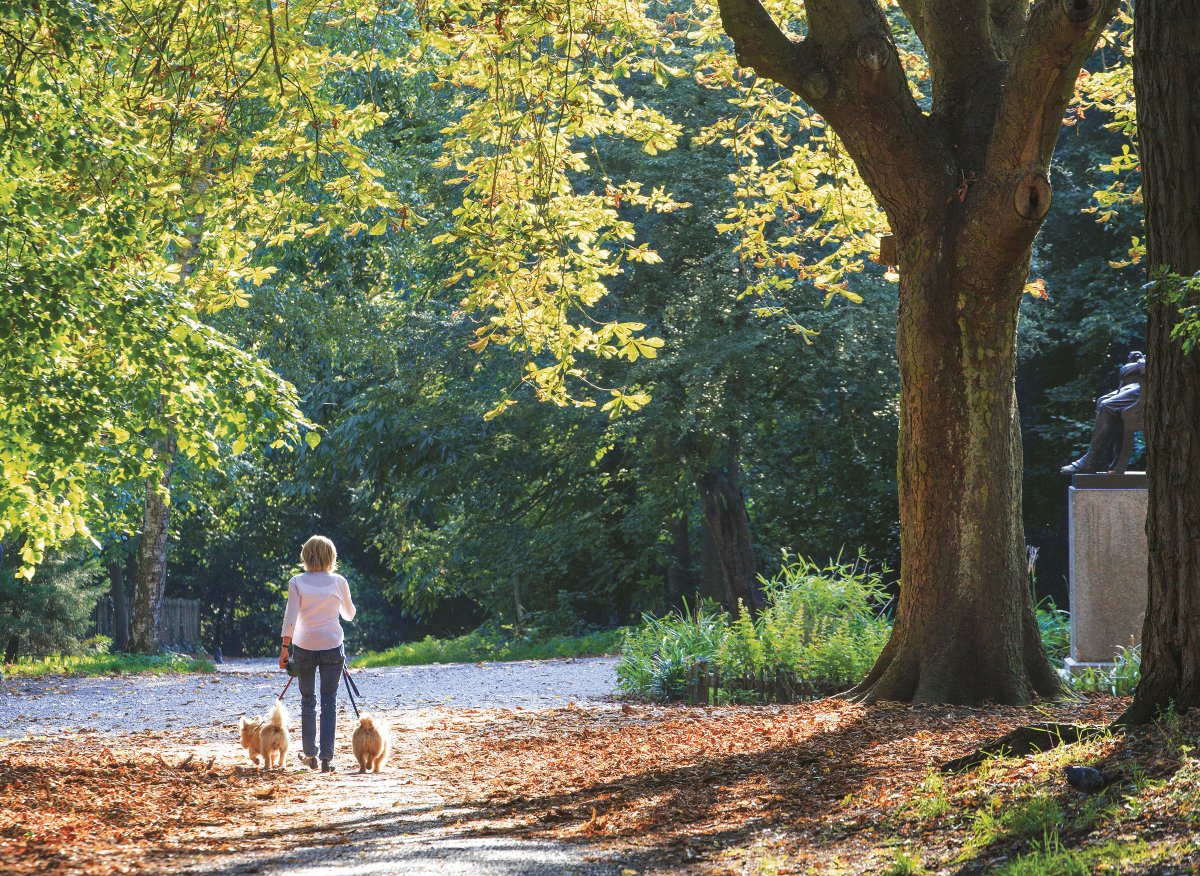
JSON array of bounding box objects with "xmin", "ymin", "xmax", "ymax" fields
[
  {"xmin": 0, "ymin": 0, "xmax": 403, "ymax": 577},
  {"xmin": 414, "ymin": 0, "xmax": 1119, "ymax": 703},
  {"xmin": 5, "ymin": 0, "xmax": 1163, "ymax": 702}
]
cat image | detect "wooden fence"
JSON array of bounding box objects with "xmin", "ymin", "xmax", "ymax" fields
[
  {"xmin": 95, "ymin": 597, "xmax": 201, "ymax": 648},
  {"xmin": 685, "ymin": 661, "xmax": 815, "ymax": 705}
]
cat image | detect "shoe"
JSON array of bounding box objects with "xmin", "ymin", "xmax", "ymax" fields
[
  {"xmin": 321, "ymin": 760, "xmax": 336, "ymax": 773},
  {"xmin": 299, "ymin": 754, "xmax": 318, "ymax": 770},
  {"xmin": 1060, "ymin": 458, "xmax": 1099, "ymax": 475}
]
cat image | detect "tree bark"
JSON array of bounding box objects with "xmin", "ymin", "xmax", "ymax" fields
[
  {"xmin": 665, "ymin": 514, "xmax": 696, "ymax": 609},
  {"xmin": 698, "ymin": 518, "xmax": 726, "ymax": 604},
  {"xmin": 129, "ymin": 436, "xmax": 177, "ymax": 652},
  {"xmin": 714, "ymin": 0, "xmax": 1115, "ymax": 702},
  {"xmin": 848, "ymin": 232, "xmax": 1059, "ymax": 702},
  {"xmin": 697, "ymin": 438, "xmax": 762, "ymax": 614},
  {"xmin": 1118, "ymin": 0, "xmax": 1200, "ymax": 724},
  {"xmin": 107, "ymin": 559, "xmax": 130, "ymax": 652}
]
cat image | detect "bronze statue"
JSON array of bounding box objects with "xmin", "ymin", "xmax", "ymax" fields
[{"xmin": 1061, "ymin": 351, "xmax": 1146, "ymax": 475}]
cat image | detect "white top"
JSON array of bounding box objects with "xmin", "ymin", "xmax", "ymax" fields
[{"xmin": 281, "ymin": 571, "xmax": 357, "ymax": 651}]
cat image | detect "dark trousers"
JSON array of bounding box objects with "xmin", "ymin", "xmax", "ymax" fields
[
  {"xmin": 1082, "ymin": 384, "xmax": 1141, "ymax": 470},
  {"xmin": 293, "ymin": 644, "xmax": 344, "ymax": 761}
]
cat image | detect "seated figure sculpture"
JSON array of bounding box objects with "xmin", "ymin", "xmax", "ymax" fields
[{"xmin": 1061, "ymin": 351, "xmax": 1146, "ymax": 475}]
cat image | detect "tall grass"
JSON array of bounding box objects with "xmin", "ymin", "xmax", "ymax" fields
[
  {"xmin": 1065, "ymin": 643, "xmax": 1141, "ymax": 695},
  {"xmin": 617, "ymin": 555, "xmax": 892, "ymax": 701},
  {"xmin": 1036, "ymin": 599, "xmax": 1070, "ymax": 663},
  {"xmin": 5, "ymin": 650, "xmax": 213, "ymax": 677},
  {"xmin": 354, "ymin": 627, "xmax": 624, "ymax": 668}
]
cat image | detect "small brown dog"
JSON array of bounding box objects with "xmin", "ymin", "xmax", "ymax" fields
[
  {"xmin": 239, "ymin": 701, "xmax": 291, "ymax": 769},
  {"xmin": 351, "ymin": 714, "xmax": 391, "ymax": 773}
]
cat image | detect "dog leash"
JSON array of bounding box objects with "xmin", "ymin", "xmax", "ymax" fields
[
  {"xmin": 275, "ymin": 658, "xmax": 360, "ymax": 716},
  {"xmin": 342, "ymin": 666, "xmax": 361, "ymax": 718}
]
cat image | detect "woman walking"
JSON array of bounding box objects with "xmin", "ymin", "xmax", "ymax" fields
[{"xmin": 279, "ymin": 535, "xmax": 356, "ymax": 772}]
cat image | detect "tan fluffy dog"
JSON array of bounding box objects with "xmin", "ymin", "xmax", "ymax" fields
[
  {"xmin": 239, "ymin": 701, "xmax": 290, "ymax": 769},
  {"xmin": 351, "ymin": 714, "xmax": 391, "ymax": 773}
]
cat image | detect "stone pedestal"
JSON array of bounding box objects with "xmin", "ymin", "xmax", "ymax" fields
[{"xmin": 1066, "ymin": 473, "xmax": 1147, "ymax": 672}]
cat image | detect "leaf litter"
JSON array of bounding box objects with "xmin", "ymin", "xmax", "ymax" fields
[
  {"xmin": 413, "ymin": 695, "xmax": 1200, "ymax": 873},
  {"xmin": 5, "ymin": 696, "xmax": 1200, "ymax": 874}
]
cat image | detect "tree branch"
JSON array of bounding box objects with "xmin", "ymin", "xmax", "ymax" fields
[
  {"xmin": 717, "ymin": 0, "xmax": 955, "ymax": 231},
  {"xmin": 714, "ymin": 0, "xmax": 815, "ymax": 96},
  {"xmin": 958, "ymin": 0, "xmax": 1116, "ymax": 271},
  {"xmin": 895, "ymin": 0, "xmax": 929, "ymax": 48},
  {"xmin": 987, "ymin": 0, "xmax": 1030, "ymax": 57},
  {"xmin": 918, "ymin": 0, "xmax": 997, "ymax": 116},
  {"xmin": 985, "ymin": 0, "xmax": 1116, "ymax": 182}
]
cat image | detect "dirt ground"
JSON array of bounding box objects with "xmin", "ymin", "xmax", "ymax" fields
[{"xmin": 4, "ymin": 662, "xmax": 1200, "ymax": 875}]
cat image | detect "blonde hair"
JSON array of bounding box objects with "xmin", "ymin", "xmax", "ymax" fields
[{"xmin": 301, "ymin": 535, "xmax": 338, "ymax": 573}]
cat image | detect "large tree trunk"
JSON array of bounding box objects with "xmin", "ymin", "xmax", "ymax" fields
[
  {"xmin": 850, "ymin": 233, "xmax": 1059, "ymax": 703},
  {"xmin": 715, "ymin": 0, "xmax": 1113, "ymax": 702},
  {"xmin": 697, "ymin": 438, "xmax": 762, "ymax": 614},
  {"xmin": 129, "ymin": 437, "xmax": 176, "ymax": 653},
  {"xmin": 1119, "ymin": 0, "xmax": 1200, "ymax": 725}
]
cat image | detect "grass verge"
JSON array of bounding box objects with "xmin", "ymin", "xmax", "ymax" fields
[
  {"xmin": 354, "ymin": 627, "xmax": 625, "ymax": 668},
  {"xmin": 3, "ymin": 651, "xmax": 213, "ymax": 677}
]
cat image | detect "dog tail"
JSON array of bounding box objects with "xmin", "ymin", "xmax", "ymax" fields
[
  {"xmin": 358, "ymin": 714, "xmax": 375, "ymax": 730},
  {"xmin": 267, "ymin": 700, "xmax": 288, "ymax": 729}
]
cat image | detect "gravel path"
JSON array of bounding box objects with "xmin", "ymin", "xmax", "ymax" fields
[
  {"xmin": 0, "ymin": 657, "xmax": 619, "ymax": 736},
  {"xmin": 1, "ymin": 658, "xmax": 636, "ymax": 876}
]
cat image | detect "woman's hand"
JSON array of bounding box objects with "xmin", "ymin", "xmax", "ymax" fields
[{"xmin": 279, "ymin": 640, "xmax": 290, "ymax": 670}]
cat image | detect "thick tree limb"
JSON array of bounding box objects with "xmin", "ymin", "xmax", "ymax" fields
[
  {"xmin": 919, "ymin": 0, "xmax": 997, "ymax": 120},
  {"xmin": 714, "ymin": 0, "xmax": 814, "ymax": 96},
  {"xmin": 988, "ymin": 0, "xmax": 1031, "ymax": 57},
  {"xmin": 717, "ymin": 0, "xmax": 953, "ymax": 230},
  {"xmin": 951, "ymin": 0, "xmax": 1116, "ymax": 260},
  {"xmin": 985, "ymin": 0, "xmax": 1115, "ymax": 182},
  {"xmin": 895, "ymin": 0, "xmax": 930, "ymax": 49}
]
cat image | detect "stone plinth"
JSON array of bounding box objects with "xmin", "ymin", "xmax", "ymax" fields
[{"xmin": 1066, "ymin": 472, "xmax": 1147, "ymax": 671}]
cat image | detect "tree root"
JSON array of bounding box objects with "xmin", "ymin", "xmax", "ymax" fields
[{"xmin": 939, "ymin": 722, "xmax": 1110, "ymax": 773}]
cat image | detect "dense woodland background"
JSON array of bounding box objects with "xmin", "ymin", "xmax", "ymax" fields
[{"xmin": 0, "ymin": 3, "xmax": 1144, "ymax": 659}]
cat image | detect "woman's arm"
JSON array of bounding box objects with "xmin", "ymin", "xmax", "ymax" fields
[
  {"xmin": 338, "ymin": 577, "xmax": 357, "ymax": 622},
  {"xmin": 280, "ymin": 579, "xmax": 299, "ymax": 668}
]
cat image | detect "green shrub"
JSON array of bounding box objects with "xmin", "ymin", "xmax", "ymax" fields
[
  {"xmin": 0, "ymin": 549, "xmax": 107, "ymax": 660},
  {"xmin": 617, "ymin": 554, "xmax": 892, "ymax": 701},
  {"xmin": 1065, "ymin": 644, "xmax": 1141, "ymax": 695},
  {"xmin": 1036, "ymin": 599, "xmax": 1070, "ymax": 662}
]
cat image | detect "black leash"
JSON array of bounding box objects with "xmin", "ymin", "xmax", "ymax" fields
[
  {"xmin": 342, "ymin": 665, "xmax": 361, "ymax": 718},
  {"xmin": 277, "ymin": 656, "xmax": 362, "ymax": 717}
]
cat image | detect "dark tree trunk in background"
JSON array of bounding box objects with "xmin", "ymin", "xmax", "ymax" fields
[
  {"xmin": 665, "ymin": 514, "xmax": 696, "ymax": 609},
  {"xmin": 130, "ymin": 435, "xmax": 176, "ymax": 652},
  {"xmin": 107, "ymin": 560, "xmax": 130, "ymax": 652},
  {"xmin": 697, "ymin": 439, "xmax": 762, "ymax": 614},
  {"xmin": 4, "ymin": 633, "xmax": 17, "ymax": 664},
  {"xmin": 698, "ymin": 521, "xmax": 725, "ymax": 604},
  {"xmin": 1119, "ymin": 0, "xmax": 1200, "ymax": 724},
  {"xmin": 716, "ymin": 0, "xmax": 1115, "ymax": 702}
]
